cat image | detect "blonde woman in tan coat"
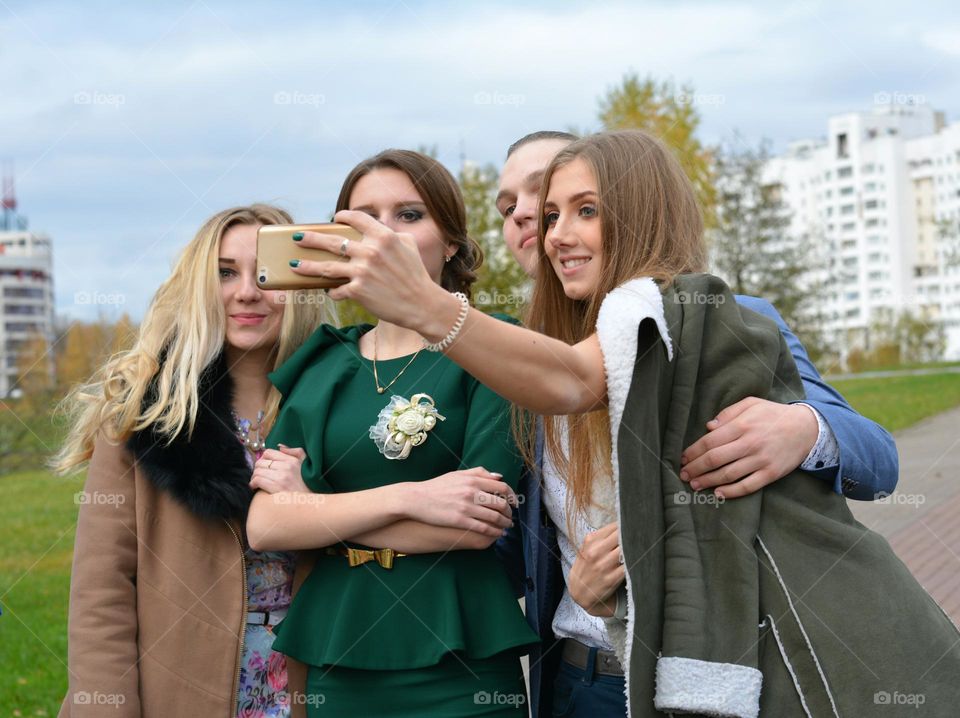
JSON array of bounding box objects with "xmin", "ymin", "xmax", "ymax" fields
[{"xmin": 54, "ymin": 204, "xmax": 515, "ymax": 718}]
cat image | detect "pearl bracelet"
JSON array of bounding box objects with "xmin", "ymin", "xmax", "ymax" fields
[{"xmin": 423, "ymin": 292, "xmax": 470, "ymax": 352}]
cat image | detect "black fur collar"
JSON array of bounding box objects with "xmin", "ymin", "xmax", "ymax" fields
[{"xmin": 126, "ymin": 352, "xmax": 254, "ymax": 520}]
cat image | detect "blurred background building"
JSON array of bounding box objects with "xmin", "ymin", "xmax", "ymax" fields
[
  {"xmin": 766, "ymin": 103, "xmax": 960, "ymax": 360},
  {"xmin": 0, "ymin": 172, "xmax": 56, "ymax": 397}
]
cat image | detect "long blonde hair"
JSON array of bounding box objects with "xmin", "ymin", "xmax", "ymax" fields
[
  {"xmin": 518, "ymin": 130, "xmax": 707, "ymax": 520},
  {"xmin": 54, "ymin": 204, "xmax": 336, "ymax": 473}
]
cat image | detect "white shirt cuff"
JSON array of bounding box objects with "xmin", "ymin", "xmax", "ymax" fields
[{"xmin": 796, "ymin": 402, "xmax": 840, "ymax": 472}]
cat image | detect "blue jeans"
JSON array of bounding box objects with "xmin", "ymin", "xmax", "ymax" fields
[{"xmin": 550, "ymin": 647, "xmax": 627, "ymax": 718}]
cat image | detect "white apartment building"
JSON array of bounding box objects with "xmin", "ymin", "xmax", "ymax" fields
[
  {"xmin": 0, "ymin": 231, "xmax": 56, "ymax": 397},
  {"xmin": 765, "ymin": 103, "xmax": 960, "ymax": 360}
]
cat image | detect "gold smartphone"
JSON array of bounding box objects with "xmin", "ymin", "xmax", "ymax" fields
[{"xmin": 256, "ymin": 223, "xmax": 361, "ymax": 290}]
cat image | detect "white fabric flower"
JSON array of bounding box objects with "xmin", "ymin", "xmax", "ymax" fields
[
  {"xmin": 369, "ymin": 393, "xmax": 445, "ymax": 460},
  {"xmin": 393, "ymin": 410, "xmax": 425, "ymax": 435}
]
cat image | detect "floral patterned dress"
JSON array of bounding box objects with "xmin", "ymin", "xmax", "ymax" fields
[{"xmin": 236, "ymin": 441, "xmax": 296, "ymax": 718}]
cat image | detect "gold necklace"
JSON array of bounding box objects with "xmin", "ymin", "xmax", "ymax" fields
[{"xmin": 372, "ymin": 328, "xmax": 423, "ymax": 394}]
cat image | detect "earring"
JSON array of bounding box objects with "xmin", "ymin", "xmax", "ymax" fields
[{"xmin": 445, "ymin": 255, "xmax": 452, "ymax": 263}]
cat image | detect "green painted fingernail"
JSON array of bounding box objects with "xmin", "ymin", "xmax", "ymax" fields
[
  {"xmin": 292, "ymin": 232, "xmax": 303, "ymax": 241},
  {"xmin": 289, "ymin": 259, "xmax": 301, "ymax": 267}
]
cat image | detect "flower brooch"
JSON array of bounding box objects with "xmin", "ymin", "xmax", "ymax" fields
[{"xmin": 369, "ymin": 393, "xmax": 446, "ymax": 460}]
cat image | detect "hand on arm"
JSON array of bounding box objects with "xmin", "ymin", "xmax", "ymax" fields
[
  {"xmin": 354, "ymin": 468, "xmax": 519, "ymax": 552},
  {"xmin": 679, "ymin": 397, "xmax": 819, "ymax": 499},
  {"xmin": 246, "ymin": 467, "xmax": 515, "ymax": 552},
  {"xmin": 250, "ymin": 444, "xmax": 308, "ymax": 493},
  {"xmin": 568, "ymin": 522, "xmax": 625, "ymax": 618},
  {"xmin": 287, "ymin": 210, "xmax": 607, "ymax": 415}
]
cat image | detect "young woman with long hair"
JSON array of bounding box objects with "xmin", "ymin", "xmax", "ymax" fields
[
  {"xmin": 245, "ymin": 149, "xmax": 538, "ymax": 717},
  {"xmin": 492, "ymin": 129, "xmax": 897, "ymax": 718}
]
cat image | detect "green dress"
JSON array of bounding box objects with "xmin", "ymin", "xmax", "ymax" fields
[{"xmin": 266, "ymin": 323, "xmax": 538, "ymax": 716}]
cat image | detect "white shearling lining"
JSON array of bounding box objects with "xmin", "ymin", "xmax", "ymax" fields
[
  {"xmin": 596, "ymin": 277, "xmax": 672, "ymax": 718},
  {"xmin": 655, "ymin": 655, "xmax": 763, "ymax": 718}
]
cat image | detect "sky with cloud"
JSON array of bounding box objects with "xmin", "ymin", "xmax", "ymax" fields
[{"xmin": 4, "ymin": 0, "xmax": 960, "ymax": 321}]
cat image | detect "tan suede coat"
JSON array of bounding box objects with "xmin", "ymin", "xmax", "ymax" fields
[{"xmin": 56, "ymin": 435, "xmax": 319, "ymax": 718}]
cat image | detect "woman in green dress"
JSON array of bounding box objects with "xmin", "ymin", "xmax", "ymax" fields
[{"xmin": 245, "ymin": 149, "xmax": 538, "ymax": 717}]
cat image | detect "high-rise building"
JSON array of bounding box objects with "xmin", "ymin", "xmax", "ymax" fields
[
  {"xmin": 0, "ymin": 230, "xmax": 56, "ymax": 397},
  {"xmin": 765, "ymin": 103, "xmax": 960, "ymax": 360}
]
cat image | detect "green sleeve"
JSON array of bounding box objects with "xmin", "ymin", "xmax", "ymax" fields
[
  {"xmin": 267, "ymin": 403, "xmax": 333, "ymax": 494},
  {"xmin": 457, "ymin": 378, "xmax": 524, "ymax": 492}
]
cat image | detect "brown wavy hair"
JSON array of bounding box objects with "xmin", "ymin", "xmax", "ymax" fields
[
  {"xmin": 519, "ymin": 130, "xmax": 707, "ymax": 521},
  {"xmin": 335, "ymin": 149, "xmax": 483, "ymax": 299}
]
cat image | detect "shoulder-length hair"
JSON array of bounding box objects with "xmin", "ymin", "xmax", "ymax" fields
[
  {"xmin": 54, "ymin": 204, "xmax": 336, "ymax": 473},
  {"xmin": 521, "ymin": 130, "xmax": 708, "ymax": 520}
]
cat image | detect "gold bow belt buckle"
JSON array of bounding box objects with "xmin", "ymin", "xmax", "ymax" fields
[{"xmin": 327, "ymin": 546, "xmax": 407, "ymax": 569}]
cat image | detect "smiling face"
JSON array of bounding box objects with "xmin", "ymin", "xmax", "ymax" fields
[
  {"xmin": 542, "ymin": 158, "xmax": 603, "ymax": 301},
  {"xmin": 496, "ymin": 138, "xmax": 573, "ymax": 277},
  {"xmin": 219, "ymin": 223, "xmax": 285, "ymax": 353},
  {"xmin": 348, "ymin": 167, "xmax": 453, "ymax": 285}
]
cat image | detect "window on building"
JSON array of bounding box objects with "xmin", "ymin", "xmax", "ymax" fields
[
  {"xmin": 837, "ymin": 133, "xmax": 849, "ymax": 159},
  {"xmin": 3, "ymin": 287, "xmax": 45, "ymax": 299},
  {"xmin": 4, "ymin": 322, "xmax": 41, "ymax": 333},
  {"xmin": 4, "ymin": 305, "xmax": 43, "ymax": 316},
  {"xmin": 838, "ymin": 166, "xmax": 854, "ymax": 179},
  {"xmin": 865, "ymin": 199, "xmax": 879, "ymax": 209}
]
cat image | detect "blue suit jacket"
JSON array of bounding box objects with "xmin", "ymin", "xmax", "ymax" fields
[{"xmin": 496, "ymin": 294, "xmax": 900, "ymax": 718}]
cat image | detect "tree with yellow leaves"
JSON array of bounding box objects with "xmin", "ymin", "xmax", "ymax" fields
[{"xmin": 598, "ymin": 72, "xmax": 717, "ymax": 225}]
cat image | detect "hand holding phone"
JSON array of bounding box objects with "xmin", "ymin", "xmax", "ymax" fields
[{"xmin": 256, "ymin": 223, "xmax": 361, "ymax": 290}]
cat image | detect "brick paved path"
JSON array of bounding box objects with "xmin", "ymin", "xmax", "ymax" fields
[{"xmin": 850, "ymin": 406, "xmax": 960, "ymax": 625}]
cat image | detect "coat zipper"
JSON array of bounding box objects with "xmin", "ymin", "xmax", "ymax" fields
[{"xmin": 224, "ymin": 518, "xmax": 248, "ymax": 718}]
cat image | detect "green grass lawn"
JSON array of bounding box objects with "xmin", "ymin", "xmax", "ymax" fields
[
  {"xmin": 832, "ymin": 371, "xmax": 960, "ymax": 433},
  {"xmin": 0, "ymin": 470, "xmax": 83, "ymax": 717}
]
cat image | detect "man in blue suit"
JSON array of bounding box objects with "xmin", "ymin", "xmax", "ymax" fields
[{"xmin": 493, "ymin": 131, "xmax": 899, "ymax": 718}]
